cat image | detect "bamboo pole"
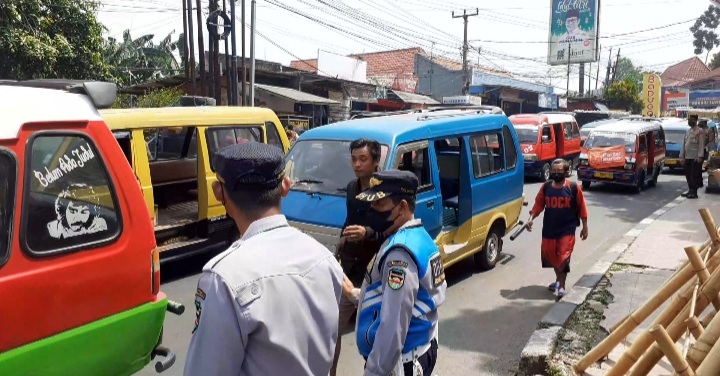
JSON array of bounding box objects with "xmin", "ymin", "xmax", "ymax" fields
[
  {"xmin": 687, "ymin": 299, "xmax": 720, "ymax": 369},
  {"xmin": 686, "ymin": 316, "xmax": 705, "ymax": 340},
  {"xmin": 627, "ymin": 265, "xmax": 720, "ymax": 376},
  {"xmin": 575, "ymin": 244, "xmax": 717, "ymax": 372},
  {"xmin": 649, "ymin": 325, "xmax": 695, "ymax": 376},
  {"xmin": 609, "ymin": 239, "xmax": 713, "ymax": 333},
  {"xmin": 699, "ymin": 209, "xmax": 719, "ymax": 246},
  {"xmin": 702, "ymin": 310, "xmax": 716, "ymax": 327},
  {"xmin": 694, "ymin": 334, "xmax": 720, "ymax": 375},
  {"xmin": 683, "ymin": 284, "xmax": 700, "ymax": 358}
]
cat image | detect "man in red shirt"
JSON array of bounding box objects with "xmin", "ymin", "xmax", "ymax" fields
[{"xmin": 527, "ymin": 159, "xmax": 589, "ymax": 298}]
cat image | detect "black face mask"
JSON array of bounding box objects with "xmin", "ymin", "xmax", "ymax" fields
[
  {"xmin": 367, "ymin": 205, "xmax": 399, "ymax": 235},
  {"xmin": 550, "ymin": 172, "xmax": 565, "ymax": 183}
]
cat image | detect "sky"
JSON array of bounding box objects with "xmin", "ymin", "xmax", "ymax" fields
[{"xmin": 97, "ymin": 0, "xmax": 713, "ymax": 95}]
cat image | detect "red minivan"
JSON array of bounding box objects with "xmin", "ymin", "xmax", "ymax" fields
[{"xmin": 509, "ymin": 113, "xmax": 582, "ymax": 181}]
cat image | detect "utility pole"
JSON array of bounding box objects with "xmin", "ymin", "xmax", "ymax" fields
[
  {"xmin": 212, "ymin": 0, "xmax": 221, "ymax": 104},
  {"xmin": 185, "ymin": 0, "xmax": 196, "ymax": 95},
  {"xmin": 611, "ymin": 48, "xmax": 621, "ymax": 84},
  {"xmin": 224, "ymin": 0, "xmax": 231, "ymax": 105},
  {"xmin": 604, "ymin": 47, "xmax": 613, "ymax": 88},
  {"xmin": 566, "ymin": 44, "xmax": 571, "ymax": 93},
  {"xmin": 249, "ymin": 0, "xmax": 256, "ymax": 107},
  {"xmin": 595, "ymin": 51, "xmax": 601, "ymax": 91},
  {"xmin": 207, "ymin": 0, "xmax": 216, "ymax": 101},
  {"xmin": 452, "ymin": 8, "xmax": 479, "ymax": 95},
  {"xmin": 579, "ymin": 63, "xmax": 585, "ymax": 96},
  {"xmin": 195, "ymin": 0, "xmax": 206, "ymax": 96},
  {"xmin": 230, "ymin": 0, "xmax": 238, "ymax": 105},
  {"xmin": 182, "ymin": 0, "xmax": 190, "ymax": 83}
]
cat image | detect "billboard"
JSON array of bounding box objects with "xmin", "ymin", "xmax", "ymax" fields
[
  {"xmin": 663, "ymin": 88, "xmax": 689, "ymax": 111},
  {"xmin": 689, "ymin": 90, "xmax": 720, "ymax": 108},
  {"xmin": 316, "ymin": 50, "xmax": 367, "ymax": 83},
  {"xmin": 547, "ymin": 0, "xmax": 600, "ymax": 66},
  {"xmin": 641, "ymin": 73, "xmax": 661, "ymax": 117}
]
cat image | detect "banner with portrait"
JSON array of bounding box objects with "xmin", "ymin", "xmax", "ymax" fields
[{"xmin": 547, "ymin": 0, "xmax": 600, "ymax": 66}]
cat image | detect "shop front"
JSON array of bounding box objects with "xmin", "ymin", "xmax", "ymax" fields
[
  {"xmin": 253, "ymin": 83, "xmax": 339, "ymax": 128},
  {"xmin": 468, "ymin": 69, "xmax": 556, "ymax": 116}
]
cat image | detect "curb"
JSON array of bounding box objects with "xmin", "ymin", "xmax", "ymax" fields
[{"xmin": 517, "ymin": 195, "xmax": 687, "ymax": 375}]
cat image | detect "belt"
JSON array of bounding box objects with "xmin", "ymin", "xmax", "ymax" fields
[{"xmin": 400, "ymin": 339, "xmax": 432, "ymax": 363}]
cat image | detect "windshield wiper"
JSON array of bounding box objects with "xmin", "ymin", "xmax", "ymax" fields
[{"xmin": 294, "ymin": 179, "xmax": 323, "ymax": 184}]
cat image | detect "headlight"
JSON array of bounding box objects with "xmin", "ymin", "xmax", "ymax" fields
[
  {"xmin": 580, "ymin": 159, "xmax": 589, "ymax": 166},
  {"xmin": 524, "ymin": 154, "xmax": 538, "ymax": 161},
  {"xmin": 624, "ymin": 163, "xmax": 634, "ymax": 170}
]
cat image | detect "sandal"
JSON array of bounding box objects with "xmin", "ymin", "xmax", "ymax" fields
[{"xmin": 548, "ymin": 282, "xmax": 560, "ymax": 292}]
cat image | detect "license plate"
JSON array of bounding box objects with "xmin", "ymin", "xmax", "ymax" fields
[
  {"xmin": 665, "ymin": 159, "xmax": 677, "ymax": 165},
  {"xmin": 595, "ymin": 172, "xmax": 613, "ymax": 179}
]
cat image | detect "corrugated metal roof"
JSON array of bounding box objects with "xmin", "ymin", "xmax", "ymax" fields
[
  {"xmin": 255, "ymin": 84, "xmax": 339, "ymax": 105},
  {"xmin": 390, "ymin": 90, "xmax": 439, "ymax": 104}
]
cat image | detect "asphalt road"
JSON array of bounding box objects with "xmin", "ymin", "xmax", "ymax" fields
[{"xmin": 139, "ymin": 171, "xmax": 689, "ymax": 376}]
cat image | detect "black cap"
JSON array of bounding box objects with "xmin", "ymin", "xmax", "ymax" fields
[
  {"xmin": 356, "ymin": 170, "xmax": 418, "ymax": 202},
  {"xmin": 566, "ymin": 9, "xmax": 580, "ymax": 19},
  {"xmin": 213, "ymin": 142, "xmax": 285, "ymax": 191},
  {"xmin": 689, "ymin": 114, "xmax": 699, "ymax": 120}
]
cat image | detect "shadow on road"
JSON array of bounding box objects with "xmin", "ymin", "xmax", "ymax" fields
[{"xmin": 500, "ymin": 285, "xmax": 556, "ymax": 301}]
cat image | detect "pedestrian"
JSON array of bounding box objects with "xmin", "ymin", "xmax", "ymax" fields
[
  {"xmin": 286, "ymin": 124, "xmax": 299, "ymax": 144},
  {"xmin": 184, "ymin": 142, "xmax": 344, "ymax": 376},
  {"xmin": 331, "ymin": 138, "xmax": 387, "ymax": 376},
  {"xmin": 526, "ymin": 159, "xmax": 589, "ymax": 298},
  {"xmin": 680, "ymin": 115, "xmax": 706, "ymax": 199},
  {"xmin": 353, "ymin": 169, "xmax": 447, "ymax": 376},
  {"xmin": 698, "ymin": 119, "xmax": 711, "ymax": 188}
]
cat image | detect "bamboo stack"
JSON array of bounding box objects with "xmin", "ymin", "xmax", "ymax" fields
[{"xmin": 572, "ymin": 208, "xmax": 720, "ymax": 375}]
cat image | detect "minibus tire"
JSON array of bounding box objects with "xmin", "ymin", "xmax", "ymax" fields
[
  {"xmin": 475, "ymin": 225, "xmax": 503, "ymax": 271},
  {"xmin": 541, "ymin": 163, "xmax": 551, "ymax": 181},
  {"xmin": 581, "ymin": 180, "xmax": 591, "ymax": 190},
  {"xmin": 633, "ymin": 172, "xmax": 645, "ymax": 194},
  {"xmin": 647, "ymin": 169, "xmax": 659, "ymax": 188}
]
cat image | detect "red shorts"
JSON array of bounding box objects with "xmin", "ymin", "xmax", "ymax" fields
[{"xmin": 541, "ymin": 235, "xmax": 576, "ymax": 272}]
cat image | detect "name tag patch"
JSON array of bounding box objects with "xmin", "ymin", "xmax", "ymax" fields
[
  {"xmin": 430, "ymin": 255, "xmax": 446, "ymax": 287},
  {"xmin": 388, "ymin": 268, "xmax": 406, "ymax": 290},
  {"xmin": 387, "ymin": 260, "xmax": 409, "ymax": 269}
]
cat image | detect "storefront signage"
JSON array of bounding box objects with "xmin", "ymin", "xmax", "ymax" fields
[
  {"xmin": 642, "ymin": 73, "xmax": 661, "ymax": 117},
  {"xmin": 689, "ymin": 90, "xmax": 720, "ymax": 108},
  {"xmin": 442, "ymin": 95, "xmax": 482, "ymax": 105}
]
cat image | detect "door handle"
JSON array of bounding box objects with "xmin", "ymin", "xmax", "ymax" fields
[{"xmin": 427, "ymin": 201, "xmax": 434, "ymax": 209}]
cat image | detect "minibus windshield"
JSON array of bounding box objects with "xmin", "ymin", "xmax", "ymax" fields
[
  {"xmin": 664, "ymin": 130, "xmax": 687, "ymax": 145},
  {"xmin": 584, "ymin": 132, "xmax": 637, "ymax": 152},
  {"xmin": 285, "ymin": 139, "xmax": 388, "ymax": 196},
  {"xmin": 514, "ymin": 127, "xmax": 539, "ymax": 144}
]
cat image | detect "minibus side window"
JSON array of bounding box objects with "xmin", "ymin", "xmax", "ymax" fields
[
  {"xmin": 146, "ymin": 127, "xmax": 197, "ymax": 161},
  {"xmin": 502, "ymin": 125, "xmax": 518, "ymax": 170},
  {"xmin": 397, "ymin": 147, "xmax": 433, "ymax": 192},
  {"xmin": 571, "ymin": 122, "xmax": 581, "ymax": 139},
  {"xmin": 22, "ymin": 135, "xmax": 121, "ymax": 256},
  {"xmin": 206, "ymin": 126, "xmax": 264, "ymax": 170},
  {"xmin": 0, "ymin": 151, "xmax": 16, "ymax": 267},
  {"xmin": 639, "ymin": 135, "xmax": 648, "ymax": 153},
  {"xmin": 542, "ymin": 126, "xmax": 553, "ymax": 143},
  {"xmin": 563, "ymin": 123, "xmax": 573, "ymax": 139},
  {"xmin": 653, "ymin": 129, "xmax": 665, "ymax": 147},
  {"xmin": 264, "ymin": 122, "xmax": 283, "ymax": 150},
  {"xmin": 470, "ymin": 132, "xmax": 505, "ymax": 177}
]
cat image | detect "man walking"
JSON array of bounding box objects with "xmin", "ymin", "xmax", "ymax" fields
[
  {"xmin": 332, "ymin": 138, "xmax": 386, "ymax": 376},
  {"xmin": 527, "ymin": 159, "xmax": 589, "ymax": 298},
  {"xmin": 681, "ymin": 115, "xmax": 706, "ymax": 199},
  {"xmin": 184, "ymin": 142, "xmax": 344, "ymax": 376},
  {"xmin": 354, "ymin": 170, "xmax": 446, "ymax": 376}
]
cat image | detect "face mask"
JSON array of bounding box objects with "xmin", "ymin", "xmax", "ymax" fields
[
  {"xmin": 550, "ymin": 172, "xmax": 565, "ymax": 183},
  {"xmin": 367, "ymin": 204, "xmax": 399, "ymax": 235}
]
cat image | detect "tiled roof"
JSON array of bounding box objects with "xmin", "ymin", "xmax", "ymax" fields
[
  {"xmin": 289, "ymin": 59, "xmax": 318, "ymax": 72},
  {"xmin": 350, "ymin": 47, "xmax": 426, "ymax": 76},
  {"xmin": 660, "ymin": 56, "xmax": 709, "ymax": 87},
  {"xmin": 686, "ymin": 67, "xmax": 720, "ymax": 85}
]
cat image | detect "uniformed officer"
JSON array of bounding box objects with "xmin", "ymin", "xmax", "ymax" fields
[
  {"xmin": 184, "ymin": 142, "xmax": 344, "ymax": 376},
  {"xmin": 680, "ymin": 115, "xmax": 706, "ymax": 199},
  {"xmin": 353, "ymin": 170, "xmax": 447, "ymax": 376}
]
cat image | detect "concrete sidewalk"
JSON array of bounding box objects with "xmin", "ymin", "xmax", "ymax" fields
[{"xmin": 519, "ymin": 190, "xmax": 720, "ymax": 375}]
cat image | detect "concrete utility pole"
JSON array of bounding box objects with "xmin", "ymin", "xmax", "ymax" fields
[
  {"xmin": 604, "ymin": 47, "xmax": 613, "ymax": 88},
  {"xmin": 611, "ymin": 48, "xmax": 621, "ymax": 84},
  {"xmin": 579, "ymin": 63, "xmax": 585, "ymax": 95},
  {"xmin": 195, "ymin": 0, "xmax": 206, "ymax": 96},
  {"xmin": 249, "ymin": 0, "xmax": 256, "ymax": 107},
  {"xmin": 452, "ymin": 8, "xmax": 479, "ymax": 95},
  {"xmin": 230, "ymin": 0, "xmax": 238, "ymax": 105},
  {"xmin": 183, "ymin": 0, "xmax": 196, "ymax": 94}
]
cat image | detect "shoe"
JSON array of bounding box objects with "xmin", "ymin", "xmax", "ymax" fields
[
  {"xmin": 688, "ymin": 194, "xmax": 699, "ymax": 199},
  {"xmin": 548, "ymin": 282, "xmax": 560, "ymax": 292},
  {"xmin": 681, "ymin": 191, "xmax": 689, "ymax": 197},
  {"xmin": 556, "ymin": 288, "xmax": 567, "ymax": 298}
]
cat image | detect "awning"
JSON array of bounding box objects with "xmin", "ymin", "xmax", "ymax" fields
[
  {"xmin": 255, "ymin": 84, "xmax": 339, "ymax": 105},
  {"xmin": 388, "ymin": 90, "xmax": 440, "ymax": 105}
]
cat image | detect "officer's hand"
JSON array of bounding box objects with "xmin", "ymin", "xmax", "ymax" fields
[
  {"xmin": 580, "ymin": 226, "xmax": 588, "ymax": 240},
  {"xmin": 342, "ymin": 225, "xmax": 366, "ymax": 242},
  {"xmin": 342, "ymin": 274, "xmax": 355, "ymax": 298},
  {"xmin": 526, "ymin": 219, "xmax": 533, "ymax": 232},
  {"xmin": 696, "ymin": 157, "xmax": 704, "ymax": 163}
]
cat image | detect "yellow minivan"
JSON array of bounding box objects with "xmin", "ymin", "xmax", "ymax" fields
[{"xmin": 100, "ymin": 106, "xmax": 290, "ymax": 262}]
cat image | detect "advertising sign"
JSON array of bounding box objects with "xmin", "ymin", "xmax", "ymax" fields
[
  {"xmin": 442, "ymin": 96, "xmax": 482, "ymax": 105},
  {"xmin": 689, "ymin": 90, "xmax": 720, "ymax": 108},
  {"xmin": 547, "ymin": 0, "xmax": 600, "ymax": 66},
  {"xmin": 538, "ymin": 93, "xmax": 558, "ymax": 109},
  {"xmin": 642, "ymin": 73, "xmax": 662, "ymax": 117},
  {"xmin": 588, "ymin": 145, "xmax": 626, "ymax": 169},
  {"xmin": 663, "ymin": 88, "xmax": 689, "ymax": 111}
]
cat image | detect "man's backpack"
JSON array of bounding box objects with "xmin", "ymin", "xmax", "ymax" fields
[{"xmin": 543, "ymin": 181, "xmax": 581, "ymax": 227}]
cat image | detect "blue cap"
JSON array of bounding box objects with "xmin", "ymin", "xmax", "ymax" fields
[
  {"xmin": 213, "ymin": 142, "xmax": 285, "ymax": 191},
  {"xmin": 356, "ymin": 170, "xmax": 418, "ymax": 202}
]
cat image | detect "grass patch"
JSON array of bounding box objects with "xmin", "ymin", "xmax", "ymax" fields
[{"xmin": 609, "ymin": 263, "xmax": 631, "ymax": 272}]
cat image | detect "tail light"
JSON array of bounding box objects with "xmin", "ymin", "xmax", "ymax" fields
[{"xmin": 151, "ymin": 247, "xmax": 161, "ymax": 295}]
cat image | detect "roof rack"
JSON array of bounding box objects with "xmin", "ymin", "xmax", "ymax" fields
[
  {"xmin": 0, "ymin": 79, "xmax": 118, "ymax": 109},
  {"xmin": 428, "ymin": 105, "xmax": 504, "ymax": 114},
  {"xmin": 417, "ymin": 110, "xmax": 494, "ymax": 121},
  {"xmin": 349, "ymin": 109, "xmax": 421, "ymax": 119}
]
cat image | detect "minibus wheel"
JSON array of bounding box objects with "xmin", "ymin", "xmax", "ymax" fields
[
  {"xmin": 475, "ymin": 225, "xmax": 503, "ymax": 271},
  {"xmin": 647, "ymin": 169, "xmax": 659, "ymax": 188},
  {"xmin": 633, "ymin": 172, "xmax": 645, "ymax": 194},
  {"xmin": 541, "ymin": 163, "xmax": 551, "ymax": 181},
  {"xmin": 581, "ymin": 180, "xmax": 591, "ymax": 190}
]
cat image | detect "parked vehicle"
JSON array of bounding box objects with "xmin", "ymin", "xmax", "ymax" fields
[
  {"xmin": 100, "ymin": 106, "xmax": 290, "ymax": 263},
  {"xmin": 580, "ymin": 118, "xmax": 617, "ymax": 146},
  {"xmin": 578, "ymin": 119, "xmax": 666, "ymax": 193},
  {"xmin": 509, "ymin": 113, "xmax": 582, "ymax": 181},
  {"xmin": 282, "ymin": 110, "xmax": 525, "ymax": 270},
  {"xmin": 661, "ymin": 119, "xmax": 689, "ymax": 171},
  {"xmin": 0, "ymin": 80, "xmax": 181, "ymax": 375}
]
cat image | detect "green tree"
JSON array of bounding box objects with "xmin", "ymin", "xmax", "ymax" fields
[
  {"xmin": 112, "ymin": 87, "xmax": 184, "ymax": 109},
  {"xmin": 614, "ymin": 57, "xmax": 644, "ymax": 87},
  {"xmin": 604, "ymin": 79, "xmax": 643, "ymax": 114},
  {"xmin": 691, "ymin": 5, "xmax": 720, "ymax": 63},
  {"xmin": 0, "ymin": 0, "xmax": 111, "ymax": 80},
  {"xmin": 709, "ymin": 51, "xmax": 720, "ymax": 70}
]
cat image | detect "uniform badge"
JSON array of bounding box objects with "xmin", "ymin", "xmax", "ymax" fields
[
  {"xmin": 387, "ymin": 260, "xmax": 408, "ymax": 269},
  {"xmin": 388, "ymin": 268, "xmax": 406, "ymax": 290},
  {"xmin": 430, "ymin": 254, "xmax": 446, "ymax": 287},
  {"xmin": 192, "ymin": 299, "xmax": 203, "ymax": 334}
]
